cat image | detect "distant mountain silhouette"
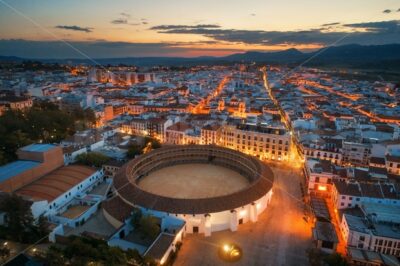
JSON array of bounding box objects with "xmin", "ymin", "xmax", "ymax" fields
[
  {"xmin": 1, "ymin": 44, "xmax": 400, "ymax": 69},
  {"xmin": 223, "ymin": 48, "xmax": 305, "ymax": 63}
]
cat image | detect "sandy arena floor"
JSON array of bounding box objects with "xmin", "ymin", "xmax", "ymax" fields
[{"xmin": 138, "ymin": 163, "xmax": 249, "ymax": 199}]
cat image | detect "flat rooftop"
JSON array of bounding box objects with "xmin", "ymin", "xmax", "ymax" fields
[
  {"xmin": 0, "ymin": 160, "xmax": 40, "ymax": 182},
  {"xmin": 313, "ymin": 221, "xmax": 338, "ymax": 243},
  {"xmin": 362, "ymin": 203, "xmax": 400, "ymax": 224},
  {"xmin": 236, "ymin": 124, "xmax": 287, "ymax": 135},
  {"xmin": 20, "ymin": 143, "xmax": 56, "ymax": 152}
]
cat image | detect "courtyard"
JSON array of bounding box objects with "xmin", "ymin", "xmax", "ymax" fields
[{"xmin": 60, "ymin": 205, "xmax": 90, "ymax": 219}]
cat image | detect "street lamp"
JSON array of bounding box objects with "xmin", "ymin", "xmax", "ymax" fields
[{"xmin": 219, "ymin": 243, "xmax": 242, "ymax": 262}]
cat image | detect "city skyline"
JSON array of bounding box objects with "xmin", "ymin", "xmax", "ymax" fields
[{"xmin": 0, "ymin": 0, "xmax": 399, "ymax": 58}]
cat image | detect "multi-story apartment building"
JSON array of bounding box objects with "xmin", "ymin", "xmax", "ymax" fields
[
  {"xmin": 305, "ymin": 158, "xmax": 346, "ymax": 197},
  {"xmin": 340, "ymin": 204, "xmax": 400, "ymax": 257},
  {"xmin": 303, "ymin": 138, "xmax": 343, "ymax": 165},
  {"xmin": 219, "ymin": 123, "xmax": 291, "ymax": 161},
  {"xmin": 386, "ymin": 154, "xmax": 400, "ymax": 176},
  {"xmin": 201, "ymin": 124, "xmax": 221, "ymax": 145},
  {"xmin": 122, "ymin": 117, "xmax": 173, "ymax": 142},
  {"xmin": 342, "ymin": 142, "xmax": 372, "ymax": 167},
  {"xmin": 165, "ymin": 122, "xmax": 200, "ymax": 145}
]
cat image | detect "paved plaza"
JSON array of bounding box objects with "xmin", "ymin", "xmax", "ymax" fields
[{"xmin": 175, "ymin": 166, "xmax": 312, "ymax": 266}]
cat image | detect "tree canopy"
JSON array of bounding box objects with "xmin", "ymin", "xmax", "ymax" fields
[
  {"xmin": 39, "ymin": 236, "xmax": 156, "ymax": 266},
  {"xmin": 127, "ymin": 137, "xmax": 162, "ymax": 159},
  {"xmin": 0, "ymin": 100, "xmax": 96, "ymax": 165},
  {"xmin": 76, "ymin": 152, "xmax": 110, "ymax": 168},
  {"xmin": 0, "ymin": 194, "xmax": 48, "ymax": 243}
]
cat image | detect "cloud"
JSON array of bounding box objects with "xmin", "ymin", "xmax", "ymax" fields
[
  {"xmin": 120, "ymin": 12, "xmax": 131, "ymax": 18},
  {"xmin": 321, "ymin": 22, "xmax": 340, "ymax": 27},
  {"xmin": 250, "ymin": 13, "xmax": 256, "ymax": 16},
  {"xmin": 0, "ymin": 39, "xmax": 240, "ymax": 58},
  {"xmin": 150, "ymin": 21, "xmax": 400, "ymax": 46},
  {"xmin": 343, "ymin": 20, "xmax": 399, "ymax": 32},
  {"xmin": 111, "ymin": 18, "xmax": 128, "ymax": 25},
  {"xmin": 55, "ymin": 25, "xmax": 92, "ymax": 33},
  {"xmin": 383, "ymin": 9, "xmax": 392, "ymax": 14},
  {"xmin": 150, "ymin": 24, "xmax": 221, "ymax": 30},
  {"xmin": 142, "ymin": 21, "xmax": 148, "ymax": 25},
  {"xmin": 398, "ymin": 8, "xmax": 400, "ymax": 12}
]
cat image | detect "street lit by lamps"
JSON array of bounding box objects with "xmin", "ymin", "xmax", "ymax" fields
[{"xmin": 218, "ymin": 243, "xmax": 242, "ymax": 262}]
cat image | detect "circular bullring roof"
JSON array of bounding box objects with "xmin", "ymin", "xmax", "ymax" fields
[{"xmin": 113, "ymin": 145, "xmax": 274, "ymax": 214}]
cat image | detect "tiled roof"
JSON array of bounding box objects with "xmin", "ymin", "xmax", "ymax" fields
[
  {"xmin": 102, "ymin": 196, "xmax": 133, "ymax": 222},
  {"xmin": 369, "ymin": 157, "xmax": 386, "ymax": 165},
  {"xmin": 334, "ymin": 180, "xmax": 400, "ymax": 200},
  {"xmin": 333, "ymin": 180, "xmax": 362, "ymax": 196},
  {"xmin": 16, "ymin": 165, "xmax": 96, "ymax": 202},
  {"xmin": 167, "ymin": 122, "xmax": 191, "ymax": 132},
  {"xmin": 144, "ymin": 233, "xmax": 175, "ymax": 261},
  {"xmin": 113, "ymin": 145, "xmax": 273, "ymax": 214},
  {"xmin": 387, "ymin": 155, "xmax": 400, "ymax": 163}
]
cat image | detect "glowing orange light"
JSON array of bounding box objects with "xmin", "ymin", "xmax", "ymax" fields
[{"xmin": 318, "ymin": 185, "xmax": 327, "ymax": 191}]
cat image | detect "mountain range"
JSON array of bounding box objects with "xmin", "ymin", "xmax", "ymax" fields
[{"xmin": 1, "ymin": 44, "xmax": 400, "ymax": 69}]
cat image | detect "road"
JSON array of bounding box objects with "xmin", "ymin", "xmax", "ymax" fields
[
  {"xmin": 175, "ymin": 166, "xmax": 312, "ymax": 266},
  {"xmin": 192, "ymin": 75, "xmax": 230, "ymax": 114},
  {"xmin": 261, "ymin": 67, "xmax": 304, "ymax": 164}
]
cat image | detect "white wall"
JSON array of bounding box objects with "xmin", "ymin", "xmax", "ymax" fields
[{"xmin": 45, "ymin": 170, "xmax": 104, "ymax": 217}]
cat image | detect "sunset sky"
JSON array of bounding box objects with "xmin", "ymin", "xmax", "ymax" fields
[{"xmin": 0, "ymin": 0, "xmax": 399, "ymax": 58}]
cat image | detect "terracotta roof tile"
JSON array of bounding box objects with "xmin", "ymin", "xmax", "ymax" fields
[{"xmin": 16, "ymin": 165, "xmax": 97, "ymax": 202}]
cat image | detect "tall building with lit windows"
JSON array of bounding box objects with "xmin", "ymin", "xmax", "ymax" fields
[{"xmin": 219, "ymin": 123, "xmax": 292, "ymax": 161}]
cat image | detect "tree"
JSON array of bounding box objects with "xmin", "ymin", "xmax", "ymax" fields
[
  {"xmin": 144, "ymin": 137, "xmax": 161, "ymax": 149},
  {"xmin": 0, "ymin": 246, "xmax": 10, "ymax": 263},
  {"xmin": 138, "ymin": 215, "xmax": 160, "ymax": 240},
  {"xmin": 45, "ymin": 246, "xmax": 66, "ymax": 266},
  {"xmin": 76, "ymin": 152, "xmax": 110, "ymax": 168},
  {"xmin": 104, "ymin": 246, "xmax": 127, "ymax": 266},
  {"xmin": 63, "ymin": 238, "xmax": 100, "ymax": 264},
  {"xmin": 307, "ymin": 248, "xmax": 323, "ymax": 266},
  {"xmin": 127, "ymin": 145, "xmax": 143, "ymax": 158},
  {"xmin": 0, "ymin": 194, "xmax": 35, "ymax": 242},
  {"xmin": 150, "ymin": 139, "xmax": 161, "ymax": 149},
  {"xmin": 0, "ymin": 100, "xmax": 98, "ymax": 166},
  {"xmin": 130, "ymin": 208, "xmax": 143, "ymax": 228},
  {"xmin": 324, "ymin": 253, "xmax": 349, "ymax": 266}
]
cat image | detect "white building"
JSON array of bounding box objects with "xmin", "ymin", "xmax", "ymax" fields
[
  {"xmin": 16, "ymin": 165, "xmax": 104, "ymax": 219},
  {"xmin": 340, "ymin": 204, "xmax": 400, "ymax": 257},
  {"xmin": 331, "ymin": 180, "xmax": 400, "ymax": 210},
  {"xmin": 305, "ymin": 158, "xmax": 346, "ymax": 197},
  {"xmin": 219, "ymin": 123, "xmax": 292, "ymax": 161}
]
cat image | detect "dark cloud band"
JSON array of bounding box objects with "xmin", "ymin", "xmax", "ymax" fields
[{"xmin": 55, "ymin": 25, "xmax": 93, "ymax": 33}]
